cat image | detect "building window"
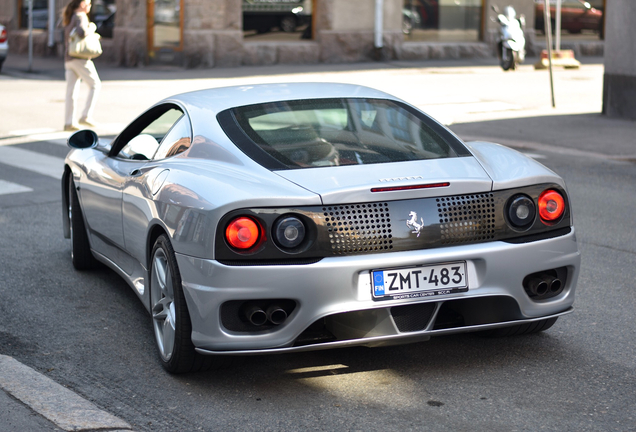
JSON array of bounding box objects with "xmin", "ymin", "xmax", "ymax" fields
[
  {"xmin": 534, "ymin": 0, "xmax": 604, "ymax": 40},
  {"xmin": 403, "ymin": 0, "xmax": 482, "ymax": 42},
  {"xmin": 243, "ymin": 0, "xmax": 313, "ymax": 41}
]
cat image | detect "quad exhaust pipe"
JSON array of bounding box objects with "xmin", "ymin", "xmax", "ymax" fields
[{"xmin": 243, "ymin": 303, "xmax": 288, "ymax": 326}]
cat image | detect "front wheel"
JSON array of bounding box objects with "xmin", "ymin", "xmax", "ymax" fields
[
  {"xmin": 501, "ymin": 47, "xmax": 515, "ymax": 71},
  {"xmin": 150, "ymin": 235, "xmax": 225, "ymax": 373},
  {"xmin": 68, "ymin": 179, "xmax": 98, "ymax": 270}
]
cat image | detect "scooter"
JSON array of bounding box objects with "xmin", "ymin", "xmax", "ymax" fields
[{"xmin": 492, "ymin": 5, "xmax": 526, "ymax": 71}]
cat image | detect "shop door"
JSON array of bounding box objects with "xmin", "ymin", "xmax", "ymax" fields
[{"xmin": 147, "ymin": 0, "xmax": 184, "ymax": 59}]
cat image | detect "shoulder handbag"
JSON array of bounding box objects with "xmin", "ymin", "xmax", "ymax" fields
[{"xmin": 69, "ymin": 28, "xmax": 103, "ymax": 60}]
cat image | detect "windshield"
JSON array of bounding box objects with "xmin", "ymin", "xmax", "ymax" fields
[{"xmin": 221, "ymin": 98, "xmax": 468, "ymax": 170}]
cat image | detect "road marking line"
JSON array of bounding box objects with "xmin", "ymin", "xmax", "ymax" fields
[
  {"xmin": 0, "ymin": 146, "xmax": 65, "ymax": 179},
  {"xmin": 8, "ymin": 128, "xmax": 57, "ymax": 136},
  {"xmin": 0, "ymin": 179, "xmax": 33, "ymax": 195},
  {"xmin": 0, "ymin": 132, "xmax": 72, "ymax": 147},
  {"xmin": 0, "ymin": 355, "xmax": 132, "ymax": 431}
]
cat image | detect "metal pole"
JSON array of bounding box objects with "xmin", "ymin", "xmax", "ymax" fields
[
  {"xmin": 544, "ymin": 0, "xmax": 555, "ymax": 107},
  {"xmin": 48, "ymin": 0, "xmax": 56, "ymax": 48},
  {"xmin": 374, "ymin": 0, "xmax": 384, "ymax": 49},
  {"xmin": 28, "ymin": 0, "xmax": 33, "ymax": 72},
  {"xmin": 555, "ymin": 0, "xmax": 561, "ymax": 52}
]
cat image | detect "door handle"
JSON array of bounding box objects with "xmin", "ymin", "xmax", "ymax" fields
[{"xmin": 129, "ymin": 169, "xmax": 142, "ymax": 177}]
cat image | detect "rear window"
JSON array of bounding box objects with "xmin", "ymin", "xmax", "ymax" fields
[{"xmin": 219, "ymin": 98, "xmax": 469, "ymax": 170}]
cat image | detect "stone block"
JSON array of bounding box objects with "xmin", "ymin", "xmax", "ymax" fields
[
  {"xmin": 319, "ymin": 31, "xmax": 374, "ymax": 63},
  {"xmin": 278, "ymin": 42, "xmax": 320, "ymax": 64},
  {"xmin": 214, "ymin": 32, "xmax": 244, "ymax": 67},
  {"xmin": 183, "ymin": 30, "xmax": 215, "ymax": 68},
  {"xmin": 396, "ymin": 43, "xmax": 430, "ymax": 61},
  {"xmin": 242, "ymin": 43, "xmax": 278, "ymax": 66}
]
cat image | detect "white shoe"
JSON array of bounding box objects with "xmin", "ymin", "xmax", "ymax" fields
[{"xmin": 79, "ymin": 118, "xmax": 99, "ymax": 128}]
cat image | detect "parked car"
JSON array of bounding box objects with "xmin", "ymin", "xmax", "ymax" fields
[
  {"xmin": 63, "ymin": 83, "xmax": 580, "ymax": 373},
  {"xmin": 535, "ymin": 0, "xmax": 603, "ymax": 36},
  {"xmin": 243, "ymin": 0, "xmax": 311, "ymax": 33},
  {"xmin": 0, "ymin": 24, "xmax": 8, "ymax": 72}
]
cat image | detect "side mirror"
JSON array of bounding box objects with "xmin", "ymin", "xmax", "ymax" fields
[
  {"xmin": 68, "ymin": 129, "xmax": 98, "ymax": 149},
  {"xmin": 519, "ymin": 14, "xmax": 526, "ymax": 28}
]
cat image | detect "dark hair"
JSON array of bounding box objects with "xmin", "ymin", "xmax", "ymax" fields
[{"xmin": 62, "ymin": 0, "xmax": 84, "ymax": 26}]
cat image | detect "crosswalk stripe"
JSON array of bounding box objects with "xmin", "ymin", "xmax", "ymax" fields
[
  {"xmin": 0, "ymin": 146, "xmax": 65, "ymax": 179},
  {"xmin": 0, "ymin": 179, "xmax": 33, "ymax": 196},
  {"xmin": 0, "ymin": 132, "xmax": 71, "ymax": 147}
]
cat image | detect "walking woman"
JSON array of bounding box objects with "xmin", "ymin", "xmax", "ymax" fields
[{"xmin": 63, "ymin": 0, "xmax": 101, "ymax": 131}]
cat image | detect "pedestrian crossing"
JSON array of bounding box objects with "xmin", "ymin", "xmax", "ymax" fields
[
  {"xmin": 0, "ymin": 137, "xmax": 67, "ymax": 202},
  {"xmin": 0, "ymin": 145, "xmax": 65, "ymax": 179}
]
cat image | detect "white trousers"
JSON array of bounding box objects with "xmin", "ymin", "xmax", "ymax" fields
[{"xmin": 64, "ymin": 59, "xmax": 101, "ymax": 126}]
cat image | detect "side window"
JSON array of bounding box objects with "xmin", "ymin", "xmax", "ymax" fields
[
  {"xmin": 117, "ymin": 108, "xmax": 184, "ymax": 160},
  {"xmin": 153, "ymin": 115, "xmax": 192, "ymax": 160}
]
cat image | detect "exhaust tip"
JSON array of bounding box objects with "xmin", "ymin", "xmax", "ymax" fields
[
  {"xmin": 267, "ymin": 305, "xmax": 288, "ymax": 325},
  {"xmin": 523, "ymin": 268, "xmax": 567, "ymax": 301},
  {"xmin": 244, "ymin": 304, "xmax": 268, "ymax": 326},
  {"xmin": 535, "ymin": 280, "xmax": 548, "ymax": 296}
]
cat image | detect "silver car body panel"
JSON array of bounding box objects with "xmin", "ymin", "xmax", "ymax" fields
[
  {"xmin": 63, "ymin": 83, "xmax": 581, "ymax": 354},
  {"xmin": 178, "ymin": 229, "xmax": 579, "ymax": 352}
]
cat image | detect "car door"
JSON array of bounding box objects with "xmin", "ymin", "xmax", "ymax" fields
[
  {"xmin": 80, "ymin": 104, "xmax": 183, "ymax": 273},
  {"xmin": 121, "ymin": 106, "xmax": 191, "ymax": 269}
]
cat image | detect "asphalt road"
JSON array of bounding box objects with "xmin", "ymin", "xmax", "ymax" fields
[{"xmin": 0, "ymin": 58, "xmax": 635, "ymax": 431}]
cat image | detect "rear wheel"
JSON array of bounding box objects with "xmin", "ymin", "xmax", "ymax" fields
[
  {"xmin": 68, "ymin": 179, "xmax": 98, "ymax": 270},
  {"xmin": 477, "ymin": 317, "xmax": 558, "ymax": 337},
  {"xmin": 150, "ymin": 235, "xmax": 225, "ymax": 373}
]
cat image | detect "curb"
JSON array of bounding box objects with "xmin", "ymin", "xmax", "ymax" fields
[{"xmin": 0, "ymin": 355, "xmax": 132, "ymax": 431}]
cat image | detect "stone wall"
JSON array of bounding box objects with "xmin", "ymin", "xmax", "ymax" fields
[
  {"xmin": 603, "ymin": 0, "xmax": 636, "ymax": 120},
  {"xmin": 0, "ymin": 0, "xmax": 608, "ymax": 69}
]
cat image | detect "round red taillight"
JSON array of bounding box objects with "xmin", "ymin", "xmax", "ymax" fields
[
  {"xmin": 538, "ymin": 190, "xmax": 565, "ymax": 224},
  {"xmin": 225, "ymin": 217, "xmax": 260, "ymax": 250}
]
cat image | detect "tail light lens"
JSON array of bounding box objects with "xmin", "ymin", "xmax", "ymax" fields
[
  {"xmin": 507, "ymin": 194, "xmax": 536, "ymax": 229},
  {"xmin": 538, "ymin": 190, "xmax": 565, "ymax": 224},
  {"xmin": 225, "ymin": 217, "xmax": 260, "ymax": 250},
  {"xmin": 274, "ymin": 216, "xmax": 306, "ymax": 249},
  {"xmin": 0, "ymin": 29, "xmax": 7, "ymax": 43}
]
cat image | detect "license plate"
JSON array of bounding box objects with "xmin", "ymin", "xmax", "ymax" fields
[{"xmin": 372, "ymin": 262, "xmax": 468, "ymax": 300}]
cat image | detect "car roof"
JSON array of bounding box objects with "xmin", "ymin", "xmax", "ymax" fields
[{"xmin": 162, "ymin": 83, "xmax": 404, "ymax": 114}]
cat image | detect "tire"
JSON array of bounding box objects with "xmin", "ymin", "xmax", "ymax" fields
[
  {"xmin": 279, "ymin": 16, "xmax": 297, "ymax": 33},
  {"xmin": 476, "ymin": 317, "xmax": 558, "ymax": 338},
  {"xmin": 150, "ymin": 235, "xmax": 226, "ymax": 373},
  {"xmin": 68, "ymin": 179, "xmax": 98, "ymax": 270},
  {"xmin": 0, "ymin": 59, "xmax": 4, "ymax": 73},
  {"xmin": 501, "ymin": 47, "xmax": 514, "ymax": 71}
]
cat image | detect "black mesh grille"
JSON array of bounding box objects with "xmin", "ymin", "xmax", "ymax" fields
[
  {"xmin": 324, "ymin": 203, "xmax": 393, "ymax": 254},
  {"xmin": 436, "ymin": 193, "xmax": 496, "ymax": 244},
  {"xmin": 391, "ymin": 303, "xmax": 436, "ymax": 332}
]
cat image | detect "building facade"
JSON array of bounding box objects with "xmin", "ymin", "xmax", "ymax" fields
[{"xmin": 1, "ymin": 0, "xmax": 605, "ymax": 68}]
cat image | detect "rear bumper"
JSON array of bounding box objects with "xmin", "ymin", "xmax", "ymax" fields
[{"xmin": 177, "ymin": 229, "xmax": 580, "ymax": 354}]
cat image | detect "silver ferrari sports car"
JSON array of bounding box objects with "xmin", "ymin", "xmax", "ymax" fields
[{"xmin": 63, "ymin": 83, "xmax": 580, "ymax": 373}]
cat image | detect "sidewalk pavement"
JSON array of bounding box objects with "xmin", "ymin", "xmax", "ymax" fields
[{"xmin": 2, "ymin": 53, "xmax": 633, "ymax": 162}]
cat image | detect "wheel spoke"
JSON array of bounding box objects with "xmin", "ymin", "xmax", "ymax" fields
[
  {"xmin": 153, "ymin": 255, "xmax": 167, "ymax": 292},
  {"xmin": 162, "ymin": 308, "xmax": 176, "ymax": 356},
  {"xmin": 152, "ymin": 297, "xmax": 172, "ymax": 321}
]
